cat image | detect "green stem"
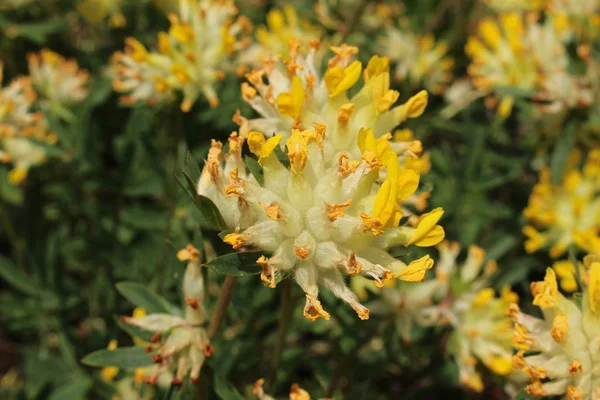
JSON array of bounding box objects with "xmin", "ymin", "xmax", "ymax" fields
[{"xmin": 0, "ymin": 206, "xmax": 25, "ymax": 268}]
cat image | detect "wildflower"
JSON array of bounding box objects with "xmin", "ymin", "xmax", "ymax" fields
[
  {"xmin": 371, "ymin": 241, "xmax": 515, "ymax": 391},
  {"xmin": 0, "ymin": 62, "xmax": 53, "ymax": 185},
  {"xmin": 253, "ymin": 378, "xmax": 324, "ymax": 400},
  {"xmin": 378, "ymin": 30, "xmax": 454, "ymax": 94},
  {"xmin": 484, "ymin": 0, "xmax": 544, "ymax": 11},
  {"xmin": 547, "ymin": 0, "xmax": 600, "ymax": 40},
  {"xmin": 122, "ymin": 244, "xmax": 210, "ymax": 384},
  {"xmin": 464, "ymin": 13, "xmax": 593, "ymax": 117},
  {"xmin": 523, "ymin": 152, "xmax": 600, "ymax": 258},
  {"xmin": 510, "ymin": 255, "xmax": 600, "ymax": 398},
  {"xmin": 314, "ymin": 0, "xmax": 402, "ymax": 37},
  {"xmin": 198, "ymin": 128, "xmax": 444, "ymax": 321},
  {"xmin": 77, "ymin": 0, "xmax": 127, "ymax": 28},
  {"xmin": 238, "ymin": 5, "xmax": 323, "ymax": 67},
  {"xmin": 27, "ymin": 49, "xmax": 89, "ymax": 114},
  {"xmin": 236, "ymin": 42, "xmax": 430, "ymax": 175},
  {"xmin": 112, "ymin": 0, "xmax": 251, "ymax": 111}
]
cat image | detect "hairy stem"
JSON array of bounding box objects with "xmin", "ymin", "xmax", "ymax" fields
[
  {"xmin": 266, "ymin": 279, "xmax": 295, "ymax": 392},
  {"xmin": 207, "ymin": 275, "xmax": 237, "ymax": 339}
]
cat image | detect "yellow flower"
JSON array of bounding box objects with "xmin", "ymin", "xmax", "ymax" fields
[
  {"xmin": 510, "ymin": 253, "xmax": 600, "ymax": 398},
  {"xmin": 409, "ymin": 208, "xmax": 445, "ymax": 247},
  {"xmin": 112, "ymin": 0, "xmax": 250, "ymax": 111},
  {"xmin": 524, "ymin": 153, "xmax": 600, "ymax": 257}
]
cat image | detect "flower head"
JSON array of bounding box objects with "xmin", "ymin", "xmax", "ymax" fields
[
  {"xmin": 465, "ymin": 13, "xmax": 593, "ymax": 117},
  {"xmin": 379, "ymin": 30, "xmax": 454, "ymax": 95},
  {"xmin": 122, "ymin": 245, "xmax": 211, "ymax": 384},
  {"xmin": 0, "ymin": 62, "xmax": 54, "ymax": 185},
  {"xmin": 112, "ymin": 0, "xmax": 251, "ymax": 111},
  {"xmin": 236, "ymin": 42, "xmax": 430, "ymax": 174},
  {"xmin": 510, "ymin": 254, "xmax": 600, "ymax": 398},
  {"xmin": 523, "ymin": 151, "xmax": 600, "ymax": 258},
  {"xmin": 27, "ymin": 49, "xmax": 89, "ymax": 110},
  {"xmin": 238, "ymin": 5, "xmax": 323, "ymax": 68},
  {"xmin": 198, "ymin": 127, "xmax": 444, "ymax": 321},
  {"xmin": 371, "ymin": 241, "xmax": 515, "ymax": 392}
]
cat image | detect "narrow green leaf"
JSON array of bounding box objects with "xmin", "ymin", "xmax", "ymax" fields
[
  {"xmin": 244, "ymin": 156, "xmax": 264, "ymax": 185},
  {"xmin": 14, "ymin": 19, "xmax": 67, "ymax": 43},
  {"xmin": 116, "ymin": 282, "xmax": 181, "ymax": 315},
  {"xmin": 174, "ymin": 172, "xmax": 227, "ymax": 231},
  {"xmin": 48, "ymin": 377, "xmax": 91, "ymax": 400},
  {"xmin": 0, "ymin": 254, "xmax": 42, "ymax": 297},
  {"xmin": 213, "ymin": 374, "xmax": 245, "ymax": 400},
  {"xmin": 550, "ymin": 122, "xmax": 576, "ymax": 184},
  {"xmin": 204, "ymin": 252, "xmax": 263, "ymax": 276},
  {"xmin": 81, "ymin": 347, "xmax": 153, "ymax": 368}
]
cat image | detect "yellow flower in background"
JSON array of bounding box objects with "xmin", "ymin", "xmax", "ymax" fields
[
  {"xmin": 112, "ymin": 0, "xmax": 252, "ymax": 111},
  {"xmin": 238, "ymin": 5, "xmax": 323, "ymax": 67},
  {"xmin": 370, "ymin": 241, "xmax": 515, "ymax": 392},
  {"xmin": 198, "ymin": 127, "xmax": 444, "ymax": 321},
  {"xmin": 27, "ymin": 49, "xmax": 89, "ymax": 112},
  {"xmin": 484, "ymin": 0, "xmax": 544, "ymax": 11},
  {"xmin": 77, "ymin": 0, "xmax": 126, "ymax": 28},
  {"xmin": 253, "ymin": 379, "xmax": 313, "ymax": 400},
  {"xmin": 510, "ymin": 254, "xmax": 600, "ymax": 398},
  {"xmin": 464, "ymin": 13, "xmax": 593, "ymax": 117},
  {"xmin": 379, "ymin": 29, "xmax": 454, "ymax": 95},
  {"xmin": 547, "ymin": 0, "xmax": 600, "ymax": 40},
  {"xmin": 523, "ymin": 151, "xmax": 600, "ymax": 258},
  {"xmin": 0, "ymin": 62, "xmax": 54, "ymax": 185}
]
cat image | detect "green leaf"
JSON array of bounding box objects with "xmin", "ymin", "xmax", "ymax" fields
[
  {"xmin": 13, "ymin": 19, "xmax": 67, "ymax": 44},
  {"xmin": 204, "ymin": 252, "xmax": 263, "ymax": 276},
  {"xmin": 213, "ymin": 374, "xmax": 245, "ymax": 400},
  {"xmin": 116, "ymin": 282, "xmax": 181, "ymax": 316},
  {"xmin": 48, "ymin": 377, "xmax": 91, "ymax": 400},
  {"xmin": 493, "ymin": 86, "xmax": 534, "ymax": 98},
  {"xmin": 514, "ymin": 389, "xmax": 536, "ymax": 400},
  {"xmin": 0, "ymin": 254, "xmax": 41, "ymax": 297},
  {"xmin": 550, "ymin": 122, "xmax": 576, "ymax": 184},
  {"xmin": 173, "ymin": 172, "xmax": 227, "ymax": 231},
  {"xmin": 81, "ymin": 347, "xmax": 153, "ymax": 369},
  {"xmin": 245, "ymin": 156, "xmax": 264, "ymax": 185}
]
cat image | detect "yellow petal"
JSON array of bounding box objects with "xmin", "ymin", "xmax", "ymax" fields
[
  {"xmin": 397, "ymin": 169, "xmax": 420, "ymax": 201},
  {"xmin": 486, "ymin": 357, "xmax": 512, "ymax": 376},
  {"xmin": 364, "ymin": 55, "xmax": 389, "ymax": 82},
  {"xmin": 8, "ymin": 167, "xmax": 27, "ymax": 185},
  {"xmin": 403, "ymin": 90, "xmax": 428, "ymax": 119},
  {"xmin": 409, "ymin": 208, "xmax": 445, "ymax": 247},
  {"xmin": 395, "ymin": 255, "xmax": 434, "ymax": 282},
  {"xmin": 276, "ymin": 76, "xmax": 305, "ymax": 119},
  {"xmin": 248, "ymin": 131, "xmax": 283, "ymax": 164},
  {"xmin": 589, "ymin": 262, "xmax": 600, "ymax": 313},
  {"xmin": 325, "ymin": 60, "xmax": 362, "ymax": 98},
  {"xmin": 531, "ymin": 268, "xmax": 558, "ymax": 309},
  {"xmin": 472, "ymin": 288, "xmax": 495, "ymax": 308}
]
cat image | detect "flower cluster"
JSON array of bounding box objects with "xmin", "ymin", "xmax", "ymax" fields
[
  {"xmin": 27, "ymin": 49, "xmax": 89, "ymax": 113},
  {"xmin": 379, "ymin": 30, "xmax": 454, "ymax": 95},
  {"xmin": 198, "ymin": 123, "xmax": 444, "ymax": 321},
  {"xmin": 112, "ymin": 0, "xmax": 252, "ymax": 111},
  {"xmin": 122, "ymin": 245, "xmax": 212, "ymax": 384},
  {"xmin": 371, "ymin": 241, "xmax": 516, "ymax": 392},
  {"xmin": 76, "ymin": 0, "xmax": 127, "ymax": 28},
  {"xmin": 523, "ymin": 150, "xmax": 600, "ymax": 258},
  {"xmin": 509, "ymin": 254, "xmax": 600, "ymax": 398},
  {"xmin": 238, "ymin": 5, "xmax": 323, "ymax": 68},
  {"xmin": 235, "ymin": 42, "xmax": 430, "ymax": 175},
  {"xmin": 463, "ymin": 12, "xmax": 593, "ymax": 117},
  {"xmin": 0, "ymin": 62, "xmax": 54, "ymax": 185}
]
